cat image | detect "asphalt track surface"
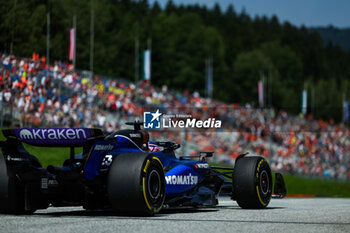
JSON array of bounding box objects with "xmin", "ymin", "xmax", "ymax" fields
[{"xmin": 1, "ymin": 197, "xmax": 350, "ymax": 233}]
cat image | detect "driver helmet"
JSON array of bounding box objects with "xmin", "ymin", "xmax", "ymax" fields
[{"xmin": 148, "ymin": 140, "xmax": 160, "ymax": 152}]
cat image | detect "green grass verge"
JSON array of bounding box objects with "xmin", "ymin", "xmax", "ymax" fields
[
  {"xmin": 0, "ymin": 128, "xmax": 82, "ymax": 168},
  {"xmin": 211, "ymin": 163, "xmax": 350, "ymax": 198},
  {"xmin": 282, "ymin": 174, "xmax": 350, "ymax": 197},
  {"xmin": 23, "ymin": 145, "xmax": 83, "ymax": 168}
]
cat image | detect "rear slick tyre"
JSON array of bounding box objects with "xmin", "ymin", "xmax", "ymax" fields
[
  {"xmin": 0, "ymin": 154, "xmax": 36, "ymax": 214},
  {"xmin": 107, "ymin": 152, "xmax": 165, "ymax": 216},
  {"xmin": 233, "ymin": 156, "xmax": 272, "ymax": 209}
]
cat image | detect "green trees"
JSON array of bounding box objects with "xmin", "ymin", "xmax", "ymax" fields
[
  {"xmin": 151, "ymin": 12, "xmax": 226, "ymax": 98},
  {"xmin": 1, "ymin": 0, "xmax": 46, "ymax": 55},
  {"xmin": 260, "ymin": 42, "xmax": 303, "ymax": 111},
  {"xmin": 232, "ymin": 50, "xmax": 275, "ymax": 104},
  {"xmin": 1, "ymin": 0, "xmax": 349, "ymax": 121}
]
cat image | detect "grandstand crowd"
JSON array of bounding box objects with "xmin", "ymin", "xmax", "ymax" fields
[{"xmin": 1, "ymin": 53, "xmax": 349, "ymax": 180}]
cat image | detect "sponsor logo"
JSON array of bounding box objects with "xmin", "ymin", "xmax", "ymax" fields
[
  {"xmin": 165, "ymin": 173, "xmax": 198, "ymax": 185},
  {"xmin": 48, "ymin": 180, "xmax": 59, "ymax": 185},
  {"xmin": 94, "ymin": 144, "xmax": 114, "ymax": 150},
  {"xmin": 256, "ymin": 159, "xmax": 264, "ymax": 178},
  {"xmin": 6, "ymin": 155, "xmax": 28, "ymax": 162},
  {"xmin": 19, "ymin": 129, "xmax": 33, "ymax": 139},
  {"xmin": 17, "ymin": 128, "xmax": 88, "ymax": 140},
  {"xmin": 129, "ymin": 133, "xmax": 141, "ymax": 138},
  {"xmin": 195, "ymin": 163, "xmax": 209, "ymax": 169},
  {"xmin": 143, "ymin": 109, "xmax": 162, "ymax": 129}
]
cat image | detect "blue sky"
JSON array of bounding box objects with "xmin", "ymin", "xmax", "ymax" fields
[{"xmin": 149, "ymin": 0, "xmax": 350, "ymax": 28}]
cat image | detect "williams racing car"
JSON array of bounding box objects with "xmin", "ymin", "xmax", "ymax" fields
[{"xmin": 0, "ymin": 122, "xmax": 286, "ymax": 215}]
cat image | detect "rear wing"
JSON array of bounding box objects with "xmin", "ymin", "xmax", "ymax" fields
[{"xmin": 2, "ymin": 128, "xmax": 104, "ymax": 147}]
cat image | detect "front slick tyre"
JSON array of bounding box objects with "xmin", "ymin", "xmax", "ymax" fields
[
  {"xmin": 233, "ymin": 156, "xmax": 272, "ymax": 209},
  {"xmin": 107, "ymin": 153, "xmax": 165, "ymax": 216}
]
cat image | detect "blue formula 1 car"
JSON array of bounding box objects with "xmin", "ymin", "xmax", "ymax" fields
[{"xmin": 0, "ymin": 122, "xmax": 286, "ymax": 216}]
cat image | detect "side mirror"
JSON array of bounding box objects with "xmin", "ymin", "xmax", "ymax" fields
[
  {"xmin": 199, "ymin": 152, "xmax": 213, "ymax": 161},
  {"xmin": 125, "ymin": 121, "xmax": 143, "ymax": 130},
  {"xmin": 156, "ymin": 141, "xmax": 181, "ymax": 152}
]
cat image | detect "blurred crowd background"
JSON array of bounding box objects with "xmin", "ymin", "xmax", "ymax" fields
[{"xmin": 1, "ymin": 54, "xmax": 349, "ymax": 181}]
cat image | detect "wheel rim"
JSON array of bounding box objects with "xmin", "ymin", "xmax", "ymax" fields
[
  {"xmin": 260, "ymin": 170, "xmax": 269, "ymax": 195},
  {"xmin": 148, "ymin": 169, "xmax": 161, "ymax": 200}
]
